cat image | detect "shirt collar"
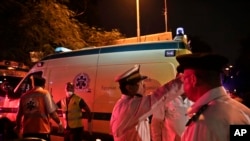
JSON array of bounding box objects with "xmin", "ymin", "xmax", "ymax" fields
[{"xmin": 187, "ymin": 86, "xmax": 228, "ymax": 115}]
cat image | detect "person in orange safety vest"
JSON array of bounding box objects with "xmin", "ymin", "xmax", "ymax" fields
[{"xmin": 15, "ymin": 76, "xmax": 63, "ymax": 141}]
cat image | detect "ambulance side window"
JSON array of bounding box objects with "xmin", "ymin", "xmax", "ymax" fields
[
  {"xmin": 21, "ymin": 78, "xmax": 32, "ymax": 92},
  {"xmin": 24, "ymin": 71, "xmax": 43, "ymax": 92},
  {"xmin": 0, "ymin": 76, "xmax": 22, "ymax": 97}
]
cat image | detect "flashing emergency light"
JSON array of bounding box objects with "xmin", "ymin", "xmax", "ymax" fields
[
  {"xmin": 55, "ymin": 47, "xmax": 72, "ymax": 53},
  {"xmin": 176, "ymin": 27, "xmax": 184, "ymax": 35}
]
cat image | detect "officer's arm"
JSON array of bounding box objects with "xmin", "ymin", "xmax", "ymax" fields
[
  {"xmin": 50, "ymin": 111, "xmax": 62, "ymax": 125},
  {"xmin": 50, "ymin": 111, "xmax": 64, "ymax": 133},
  {"xmin": 44, "ymin": 93, "xmax": 63, "ymax": 130}
]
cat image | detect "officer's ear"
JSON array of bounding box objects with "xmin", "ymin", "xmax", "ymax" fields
[{"xmin": 126, "ymin": 83, "xmax": 139, "ymax": 94}]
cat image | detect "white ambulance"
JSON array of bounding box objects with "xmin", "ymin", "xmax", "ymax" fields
[{"xmin": 13, "ymin": 40, "xmax": 191, "ymax": 140}]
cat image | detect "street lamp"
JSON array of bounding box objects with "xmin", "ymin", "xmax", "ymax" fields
[
  {"xmin": 136, "ymin": 0, "xmax": 141, "ymax": 42},
  {"xmin": 136, "ymin": 0, "xmax": 167, "ymax": 41},
  {"xmin": 164, "ymin": 0, "xmax": 168, "ymax": 32}
]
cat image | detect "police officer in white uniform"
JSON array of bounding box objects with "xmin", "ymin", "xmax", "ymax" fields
[
  {"xmin": 110, "ymin": 64, "xmax": 184, "ymax": 141},
  {"xmin": 176, "ymin": 53, "xmax": 250, "ymax": 141}
]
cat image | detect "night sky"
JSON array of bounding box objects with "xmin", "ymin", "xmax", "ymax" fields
[{"xmin": 93, "ymin": 0, "xmax": 250, "ymax": 64}]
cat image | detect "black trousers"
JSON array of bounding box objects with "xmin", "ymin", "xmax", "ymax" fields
[{"xmin": 64, "ymin": 127, "xmax": 83, "ymax": 141}]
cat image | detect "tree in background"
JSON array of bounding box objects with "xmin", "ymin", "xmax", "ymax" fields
[{"xmin": 0, "ymin": 0, "xmax": 124, "ymax": 66}]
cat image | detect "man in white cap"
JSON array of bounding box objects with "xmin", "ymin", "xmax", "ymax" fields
[
  {"xmin": 110, "ymin": 64, "xmax": 184, "ymax": 141},
  {"xmin": 176, "ymin": 53, "xmax": 250, "ymax": 141}
]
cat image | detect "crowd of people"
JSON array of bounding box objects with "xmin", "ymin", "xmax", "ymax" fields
[
  {"xmin": 13, "ymin": 78, "xmax": 92, "ymax": 141},
  {"xmin": 110, "ymin": 53, "xmax": 250, "ymax": 141},
  {"xmin": 1, "ymin": 52, "xmax": 249, "ymax": 141}
]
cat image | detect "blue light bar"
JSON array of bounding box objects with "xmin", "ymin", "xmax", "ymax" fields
[{"xmin": 55, "ymin": 47, "xmax": 72, "ymax": 53}]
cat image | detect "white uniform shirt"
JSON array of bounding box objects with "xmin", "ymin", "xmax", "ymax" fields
[
  {"xmin": 110, "ymin": 78, "xmax": 184, "ymax": 141},
  {"xmin": 151, "ymin": 96, "xmax": 193, "ymax": 141},
  {"xmin": 182, "ymin": 86, "xmax": 250, "ymax": 141}
]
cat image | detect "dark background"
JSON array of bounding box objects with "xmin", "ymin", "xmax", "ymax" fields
[{"xmin": 88, "ymin": 0, "xmax": 250, "ymax": 64}]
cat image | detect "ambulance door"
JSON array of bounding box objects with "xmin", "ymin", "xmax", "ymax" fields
[{"xmin": 47, "ymin": 64, "xmax": 98, "ymax": 132}]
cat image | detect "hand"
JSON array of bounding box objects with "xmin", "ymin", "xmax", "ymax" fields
[
  {"xmin": 88, "ymin": 122, "xmax": 92, "ymax": 135},
  {"xmin": 13, "ymin": 126, "xmax": 22, "ymax": 138},
  {"xmin": 14, "ymin": 125, "xmax": 21, "ymax": 134},
  {"xmin": 58, "ymin": 124, "xmax": 64, "ymax": 133}
]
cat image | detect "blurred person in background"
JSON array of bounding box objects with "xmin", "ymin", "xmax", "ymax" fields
[{"xmin": 56, "ymin": 82, "xmax": 92, "ymax": 141}]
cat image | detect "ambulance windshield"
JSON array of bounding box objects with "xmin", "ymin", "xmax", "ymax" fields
[
  {"xmin": 0, "ymin": 76, "xmax": 22, "ymax": 98},
  {"xmin": 13, "ymin": 71, "xmax": 43, "ymax": 99}
]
